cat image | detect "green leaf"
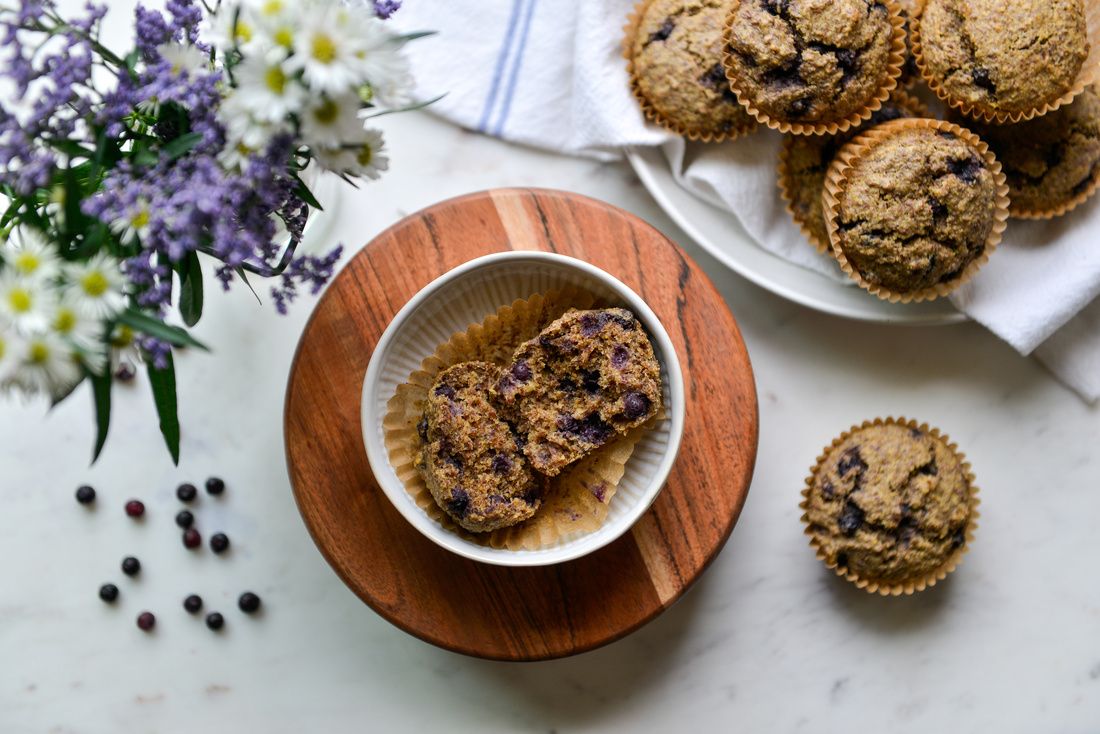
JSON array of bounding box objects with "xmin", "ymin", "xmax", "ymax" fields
[
  {"xmin": 235, "ymin": 266, "xmax": 262, "ymax": 305},
  {"xmin": 178, "ymin": 251, "xmax": 204, "ymax": 327},
  {"xmin": 392, "ymin": 30, "xmax": 437, "ymax": 44},
  {"xmin": 89, "ymin": 371, "xmax": 112, "ymax": 463},
  {"xmin": 117, "ymin": 308, "xmax": 209, "ymax": 351},
  {"xmin": 360, "ymin": 94, "xmax": 446, "ymax": 119},
  {"xmin": 162, "ymin": 132, "xmax": 203, "ymax": 161},
  {"xmin": 291, "ymin": 173, "xmax": 323, "ymax": 211},
  {"xmin": 147, "ymin": 352, "xmax": 180, "ymax": 465}
]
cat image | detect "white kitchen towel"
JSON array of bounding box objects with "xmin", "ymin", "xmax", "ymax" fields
[{"xmin": 392, "ymin": 1, "xmax": 1100, "ymax": 402}]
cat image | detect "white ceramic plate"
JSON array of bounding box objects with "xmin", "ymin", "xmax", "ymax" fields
[
  {"xmin": 626, "ymin": 146, "xmax": 967, "ymax": 325},
  {"xmin": 361, "ymin": 252, "xmax": 686, "ymax": 567}
]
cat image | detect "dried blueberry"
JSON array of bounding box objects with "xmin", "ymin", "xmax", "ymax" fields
[
  {"xmin": 490, "ymin": 454, "xmax": 512, "ymax": 475},
  {"xmin": 99, "ymin": 583, "xmax": 119, "ymax": 603},
  {"xmin": 556, "ymin": 414, "xmax": 581, "ymax": 434},
  {"xmin": 948, "ymin": 155, "xmax": 984, "ymax": 185},
  {"xmin": 124, "ymin": 499, "xmax": 145, "ymax": 518},
  {"xmin": 971, "ymin": 66, "xmax": 996, "ymax": 94},
  {"xmin": 433, "ymin": 383, "xmax": 456, "ymax": 399},
  {"xmin": 75, "ymin": 485, "xmax": 96, "ymax": 504},
  {"xmin": 821, "ymin": 479, "xmax": 836, "ymax": 499},
  {"xmin": 205, "ymin": 612, "xmax": 224, "ymax": 631},
  {"xmin": 611, "ymin": 345, "xmax": 630, "ymax": 369},
  {"xmin": 580, "ymin": 313, "xmax": 604, "ymax": 336},
  {"xmin": 838, "ymin": 501, "xmax": 864, "ymax": 536},
  {"xmin": 121, "ymin": 556, "xmax": 141, "ymax": 576},
  {"xmin": 578, "ymin": 414, "xmax": 614, "ymax": 445},
  {"xmin": 183, "ymin": 594, "xmax": 203, "ymax": 614},
  {"xmin": 136, "ymin": 611, "xmax": 156, "ymax": 631},
  {"xmin": 835, "ymin": 551, "xmax": 849, "ymax": 569},
  {"xmin": 929, "ymin": 196, "xmax": 948, "ymax": 223},
  {"xmin": 183, "ymin": 528, "xmax": 201, "ymax": 549},
  {"xmin": 205, "ymin": 477, "xmax": 226, "ymax": 495},
  {"xmin": 622, "ymin": 392, "xmax": 651, "ymax": 420},
  {"xmin": 557, "ymin": 377, "xmax": 577, "ymax": 393},
  {"xmin": 416, "ymin": 417, "xmax": 429, "ymax": 442},
  {"xmin": 175, "ymin": 510, "xmax": 194, "ymax": 529},
  {"xmin": 787, "ymin": 96, "xmax": 813, "ymax": 118},
  {"xmin": 210, "ymin": 532, "xmax": 230, "ymax": 554},
  {"xmin": 915, "ymin": 460, "xmax": 938, "ymax": 476},
  {"xmin": 762, "ymin": 0, "xmax": 789, "ymax": 16},
  {"xmin": 238, "ymin": 592, "xmax": 261, "ymax": 614},
  {"xmin": 647, "ymin": 17, "xmax": 675, "ymax": 44},
  {"xmin": 447, "ymin": 487, "xmax": 470, "ymax": 518},
  {"xmin": 951, "ymin": 529, "xmax": 967, "ymax": 548},
  {"xmin": 837, "ymin": 447, "xmax": 866, "ymax": 477},
  {"xmin": 511, "ymin": 360, "xmax": 532, "ymax": 382},
  {"xmin": 176, "ymin": 483, "xmax": 197, "ymax": 503},
  {"xmin": 581, "ymin": 370, "xmax": 601, "ymax": 394}
]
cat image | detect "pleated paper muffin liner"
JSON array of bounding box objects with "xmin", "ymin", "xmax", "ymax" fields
[
  {"xmin": 912, "ymin": 0, "xmax": 1100, "ymax": 125},
  {"xmin": 1011, "ymin": 172, "xmax": 1100, "ymax": 219},
  {"xmin": 721, "ymin": 0, "xmax": 907, "ymax": 136},
  {"xmin": 799, "ymin": 416, "xmax": 980, "ymax": 597},
  {"xmin": 821, "ymin": 117, "xmax": 1010, "ymax": 302},
  {"xmin": 777, "ymin": 89, "xmax": 931, "ymax": 253},
  {"xmin": 623, "ymin": 0, "xmax": 758, "ymax": 143},
  {"xmin": 383, "ymin": 289, "xmax": 649, "ymax": 551}
]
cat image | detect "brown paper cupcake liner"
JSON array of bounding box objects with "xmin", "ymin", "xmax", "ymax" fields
[
  {"xmin": 912, "ymin": 0, "xmax": 1100, "ymax": 125},
  {"xmin": 821, "ymin": 117, "xmax": 1010, "ymax": 302},
  {"xmin": 721, "ymin": 0, "xmax": 908, "ymax": 136},
  {"xmin": 382, "ymin": 289, "xmax": 648, "ymax": 551},
  {"xmin": 799, "ymin": 416, "xmax": 980, "ymax": 596},
  {"xmin": 777, "ymin": 89, "xmax": 931, "ymax": 253},
  {"xmin": 623, "ymin": 0, "xmax": 758, "ymax": 143},
  {"xmin": 1011, "ymin": 169, "xmax": 1100, "ymax": 220}
]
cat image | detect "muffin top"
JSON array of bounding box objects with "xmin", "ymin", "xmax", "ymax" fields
[
  {"xmin": 831, "ymin": 125, "xmax": 997, "ymax": 294},
  {"xmin": 918, "ymin": 0, "xmax": 1089, "ymax": 116},
  {"xmin": 630, "ymin": 0, "xmax": 757, "ymax": 138},
  {"xmin": 725, "ymin": 0, "xmax": 897, "ymax": 124},
  {"xmin": 805, "ymin": 422, "xmax": 971, "ymax": 584},
  {"xmin": 782, "ymin": 91, "xmax": 925, "ymax": 248},
  {"xmin": 962, "ymin": 86, "xmax": 1100, "ymax": 214}
]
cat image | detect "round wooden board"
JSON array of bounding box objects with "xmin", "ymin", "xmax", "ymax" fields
[{"xmin": 284, "ymin": 188, "xmax": 758, "ymax": 661}]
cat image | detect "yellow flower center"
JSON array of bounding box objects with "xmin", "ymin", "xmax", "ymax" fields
[
  {"xmin": 356, "ymin": 145, "xmax": 373, "ymax": 167},
  {"xmin": 81, "ymin": 271, "xmax": 109, "ymax": 298},
  {"xmin": 265, "ymin": 65, "xmax": 287, "ymax": 94},
  {"xmin": 262, "ymin": 0, "xmax": 284, "ymax": 16},
  {"xmin": 0, "ymin": 335, "xmax": 6, "ymax": 360},
  {"xmin": 111, "ymin": 325, "xmax": 134, "ymax": 349},
  {"xmin": 131, "ymin": 209, "xmax": 150, "ymax": 231},
  {"xmin": 54, "ymin": 307, "xmax": 77, "ymax": 333},
  {"xmin": 14, "ymin": 252, "xmax": 40, "ymax": 276},
  {"xmin": 235, "ymin": 20, "xmax": 253, "ymax": 43},
  {"xmin": 311, "ymin": 32, "xmax": 337, "ymax": 64},
  {"xmin": 274, "ymin": 26, "xmax": 294, "ymax": 48},
  {"xmin": 29, "ymin": 340, "xmax": 50, "ymax": 364},
  {"xmin": 313, "ymin": 98, "xmax": 339, "ymax": 125},
  {"xmin": 8, "ymin": 288, "xmax": 32, "ymax": 313}
]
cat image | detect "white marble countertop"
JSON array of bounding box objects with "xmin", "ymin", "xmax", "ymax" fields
[{"xmin": 4, "ymin": 45, "xmax": 1100, "ymax": 732}]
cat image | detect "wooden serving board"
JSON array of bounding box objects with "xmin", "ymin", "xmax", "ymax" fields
[{"xmin": 284, "ymin": 188, "xmax": 758, "ymax": 661}]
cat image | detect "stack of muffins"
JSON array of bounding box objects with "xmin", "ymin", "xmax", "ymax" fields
[{"xmin": 625, "ymin": 0, "xmax": 1100, "ymax": 303}]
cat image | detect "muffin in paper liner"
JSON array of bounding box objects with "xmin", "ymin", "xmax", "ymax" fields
[
  {"xmin": 778, "ymin": 89, "xmax": 930, "ymax": 252},
  {"xmin": 822, "ymin": 117, "xmax": 1010, "ymax": 303},
  {"xmin": 799, "ymin": 416, "xmax": 980, "ymax": 596},
  {"xmin": 623, "ymin": 0, "xmax": 758, "ymax": 143},
  {"xmin": 721, "ymin": 0, "xmax": 908, "ymax": 136},
  {"xmin": 912, "ymin": 0, "xmax": 1100, "ymax": 125},
  {"xmin": 382, "ymin": 289, "xmax": 653, "ymax": 551}
]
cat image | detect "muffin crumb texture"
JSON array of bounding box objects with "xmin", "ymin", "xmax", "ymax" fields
[
  {"xmin": 496, "ymin": 308, "xmax": 663, "ymax": 477},
  {"xmin": 806, "ymin": 423, "xmax": 971, "ymax": 584},
  {"xmin": 418, "ymin": 362, "xmax": 542, "ymax": 533},
  {"xmin": 631, "ymin": 0, "xmax": 756, "ymax": 137},
  {"xmin": 725, "ymin": 0, "xmax": 896, "ymax": 123},
  {"xmin": 833, "ymin": 126, "xmax": 996, "ymax": 293},
  {"xmin": 918, "ymin": 0, "xmax": 1089, "ymax": 115}
]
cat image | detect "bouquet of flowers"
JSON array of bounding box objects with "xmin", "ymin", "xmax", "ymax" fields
[{"xmin": 0, "ymin": 0, "xmax": 424, "ymax": 461}]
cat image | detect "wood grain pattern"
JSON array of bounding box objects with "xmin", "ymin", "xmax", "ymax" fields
[{"xmin": 284, "ymin": 189, "xmax": 759, "ymax": 661}]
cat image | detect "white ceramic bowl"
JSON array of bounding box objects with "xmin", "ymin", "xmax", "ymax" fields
[{"xmin": 361, "ymin": 252, "xmax": 686, "ymax": 567}]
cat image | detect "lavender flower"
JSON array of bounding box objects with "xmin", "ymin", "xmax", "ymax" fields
[{"xmin": 372, "ymin": 0, "xmax": 402, "ymax": 19}]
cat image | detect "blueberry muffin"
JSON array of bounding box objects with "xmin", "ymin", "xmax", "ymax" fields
[
  {"xmin": 827, "ymin": 121, "xmax": 1001, "ymax": 296},
  {"xmin": 723, "ymin": 0, "xmax": 901, "ymax": 129},
  {"xmin": 780, "ymin": 90, "xmax": 927, "ymax": 250},
  {"xmin": 959, "ymin": 86, "xmax": 1100, "ymax": 216},
  {"xmin": 417, "ymin": 362, "xmax": 542, "ymax": 533},
  {"xmin": 916, "ymin": 0, "xmax": 1089, "ymax": 119},
  {"xmin": 803, "ymin": 419, "xmax": 974, "ymax": 590},
  {"xmin": 628, "ymin": 0, "xmax": 757, "ymax": 140},
  {"xmin": 496, "ymin": 308, "xmax": 662, "ymax": 477}
]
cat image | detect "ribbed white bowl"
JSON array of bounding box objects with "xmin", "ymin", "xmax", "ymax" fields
[{"xmin": 361, "ymin": 252, "xmax": 686, "ymax": 566}]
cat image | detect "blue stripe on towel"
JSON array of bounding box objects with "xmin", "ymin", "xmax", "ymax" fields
[
  {"xmin": 477, "ymin": 0, "xmax": 525, "ymax": 133},
  {"xmin": 491, "ymin": 0, "xmax": 538, "ymax": 136}
]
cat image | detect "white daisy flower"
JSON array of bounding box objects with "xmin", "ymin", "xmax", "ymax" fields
[
  {"xmin": 0, "ymin": 321, "xmax": 18, "ymax": 382},
  {"xmin": 51, "ymin": 293, "xmax": 105, "ymax": 357},
  {"xmin": 313, "ymin": 127, "xmax": 389, "ymax": 180},
  {"xmin": 109, "ymin": 323, "xmax": 142, "ymax": 372},
  {"xmin": 3, "ymin": 227, "xmax": 60, "ymax": 282},
  {"xmin": 247, "ymin": 0, "xmax": 299, "ymax": 50},
  {"xmin": 136, "ymin": 97, "xmax": 161, "ymax": 117},
  {"xmin": 157, "ymin": 42, "xmax": 210, "ymax": 77},
  {"xmin": 0, "ymin": 270, "xmax": 55, "ymax": 332},
  {"xmin": 283, "ymin": 6, "xmax": 368, "ymax": 95},
  {"xmin": 299, "ymin": 92, "xmax": 365, "ymax": 150},
  {"xmin": 229, "ymin": 49, "xmax": 307, "ymax": 123},
  {"xmin": 346, "ymin": 15, "xmax": 413, "ymax": 107},
  {"xmin": 108, "ymin": 197, "xmax": 153, "ymax": 244},
  {"xmin": 63, "ymin": 252, "xmax": 127, "ymax": 320},
  {"xmin": 9, "ymin": 330, "xmax": 83, "ymax": 398},
  {"xmin": 207, "ymin": 3, "xmax": 263, "ymax": 54}
]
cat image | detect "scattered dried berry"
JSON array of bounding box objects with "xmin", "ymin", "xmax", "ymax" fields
[
  {"xmin": 182, "ymin": 528, "xmax": 201, "ymax": 549},
  {"xmin": 238, "ymin": 592, "xmax": 261, "ymax": 614},
  {"xmin": 99, "ymin": 583, "xmax": 119, "ymax": 603},
  {"xmin": 124, "ymin": 499, "xmax": 145, "ymax": 518},
  {"xmin": 175, "ymin": 510, "xmax": 194, "ymax": 529},
  {"xmin": 205, "ymin": 612, "xmax": 224, "ymax": 630},
  {"xmin": 183, "ymin": 594, "xmax": 203, "ymax": 614},
  {"xmin": 75, "ymin": 485, "xmax": 96, "ymax": 504},
  {"xmin": 205, "ymin": 477, "xmax": 226, "ymax": 496},
  {"xmin": 136, "ymin": 611, "xmax": 156, "ymax": 631},
  {"xmin": 176, "ymin": 483, "xmax": 197, "ymax": 503},
  {"xmin": 210, "ymin": 533, "xmax": 230, "ymax": 554},
  {"xmin": 114, "ymin": 363, "xmax": 136, "ymax": 382},
  {"xmin": 121, "ymin": 556, "xmax": 141, "ymax": 576}
]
